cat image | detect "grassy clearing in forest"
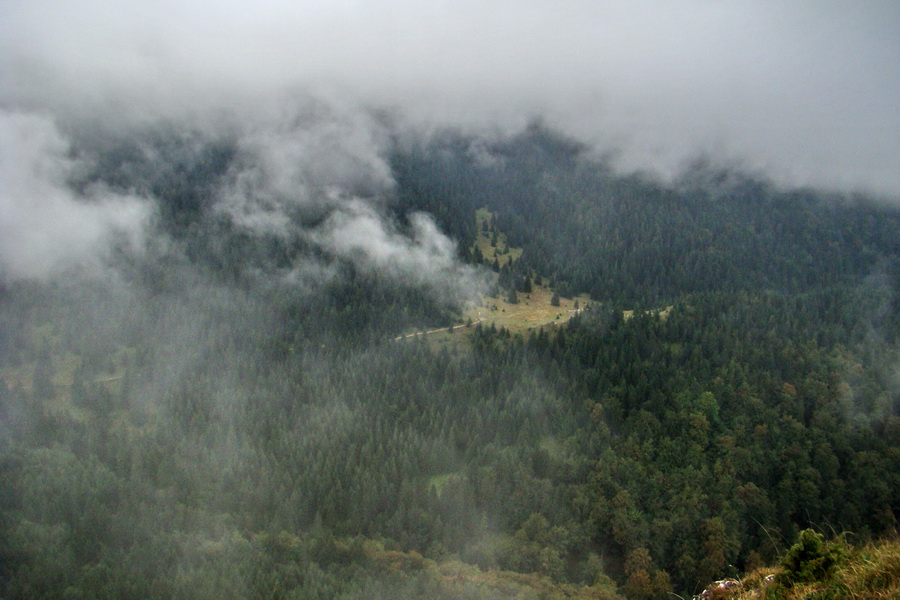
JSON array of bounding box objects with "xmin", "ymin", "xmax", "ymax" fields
[
  {"xmin": 470, "ymin": 208, "xmax": 590, "ymax": 334},
  {"xmin": 397, "ymin": 208, "xmax": 593, "ymax": 347},
  {"xmin": 473, "ymin": 208, "xmax": 523, "ymax": 268},
  {"xmin": 623, "ymin": 305, "xmax": 673, "ymax": 321},
  {"xmin": 400, "ymin": 205, "xmax": 671, "ymax": 347},
  {"xmin": 412, "ymin": 283, "xmax": 592, "ymax": 351},
  {"xmin": 463, "ymin": 284, "xmax": 591, "ymax": 335},
  {"xmin": 1, "ymin": 344, "xmax": 131, "ymax": 406}
]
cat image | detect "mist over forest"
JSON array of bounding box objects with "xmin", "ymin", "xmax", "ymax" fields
[{"xmin": 2, "ymin": 2, "xmax": 899, "ymax": 599}]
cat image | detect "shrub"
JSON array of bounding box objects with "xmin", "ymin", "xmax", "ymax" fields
[{"xmin": 777, "ymin": 529, "xmax": 846, "ymax": 587}]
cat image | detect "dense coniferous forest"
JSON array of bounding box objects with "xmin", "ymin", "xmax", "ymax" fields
[{"xmin": 1, "ymin": 122, "xmax": 898, "ymax": 599}]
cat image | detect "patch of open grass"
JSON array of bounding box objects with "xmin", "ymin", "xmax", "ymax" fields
[
  {"xmin": 832, "ymin": 538, "xmax": 900, "ymax": 600},
  {"xmin": 464, "ymin": 284, "xmax": 591, "ymax": 335},
  {"xmin": 399, "ymin": 203, "xmax": 676, "ymax": 348},
  {"xmin": 397, "ymin": 208, "xmax": 594, "ymax": 346},
  {"xmin": 414, "ymin": 285, "xmax": 591, "ymax": 350},
  {"xmin": 622, "ymin": 305, "xmax": 673, "ymax": 321},
  {"xmin": 473, "ymin": 208, "xmax": 522, "ymax": 268}
]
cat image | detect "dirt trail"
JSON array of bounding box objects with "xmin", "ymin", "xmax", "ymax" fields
[
  {"xmin": 393, "ymin": 307, "xmax": 584, "ymax": 341},
  {"xmin": 394, "ymin": 318, "xmax": 485, "ymax": 341}
]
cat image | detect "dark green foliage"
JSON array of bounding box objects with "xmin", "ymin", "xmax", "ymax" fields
[
  {"xmin": 472, "ymin": 244, "xmax": 484, "ymax": 265},
  {"xmin": 392, "ymin": 125, "xmax": 900, "ymax": 305},
  {"xmin": 778, "ymin": 530, "xmax": 846, "ymax": 587}
]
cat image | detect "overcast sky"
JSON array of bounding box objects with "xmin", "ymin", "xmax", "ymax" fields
[{"xmin": 2, "ymin": 0, "xmax": 899, "ymax": 195}]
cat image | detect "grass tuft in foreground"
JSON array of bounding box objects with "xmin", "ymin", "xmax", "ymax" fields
[{"xmin": 703, "ymin": 532, "xmax": 899, "ymax": 600}]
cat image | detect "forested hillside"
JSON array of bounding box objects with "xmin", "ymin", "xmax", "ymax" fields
[
  {"xmin": 394, "ymin": 124, "xmax": 900, "ymax": 305},
  {"xmin": 1, "ymin": 122, "xmax": 898, "ymax": 599}
]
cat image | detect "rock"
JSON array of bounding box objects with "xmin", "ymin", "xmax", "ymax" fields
[{"xmin": 693, "ymin": 578, "xmax": 742, "ymax": 600}]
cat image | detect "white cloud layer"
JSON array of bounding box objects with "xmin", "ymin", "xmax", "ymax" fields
[
  {"xmin": 203, "ymin": 96, "xmax": 486, "ymax": 301},
  {"xmin": 314, "ymin": 200, "xmax": 485, "ymax": 296},
  {"xmin": 3, "ymin": 1, "xmax": 898, "ymax": 196},
  {"xmin": 216, "ymin": 97, "xmax": 395, "ymax": 236},
  {"xmin": 0, "ymin": 110, "xmax": 150, "ymax": 280}
]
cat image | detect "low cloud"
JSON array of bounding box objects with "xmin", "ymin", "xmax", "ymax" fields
[
  {"xmin": 0, "ymin": 94, "xmax": 483, "ymax": 302},
  {"xmin": 3, "ymin": 1, "xmax": 899, "ymax": 197},
  {"xmin": 208, "ymin": 96, "xmax": 484, "ymax": 302},
  {"xmin": 315, "ymin": 200, "xmax": 486, "ymax": 301},
  {"xmin": 0, "ymin": 110, "xmax": 151, "ymax": 281},
  {"xmin": 215, "ymin": 97, "xmax": 394, "ymax": 237},
  {"xmin": 4, "ymin": 1, "xmax": 897, "ymax": 292}
]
